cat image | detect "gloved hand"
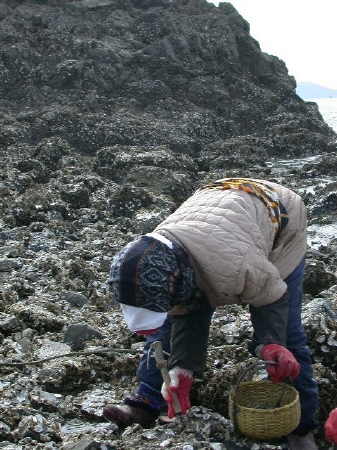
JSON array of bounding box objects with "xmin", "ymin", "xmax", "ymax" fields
[
  {"xmin": 161, "ymin": 366, "xmax": 194, "ymax": 419},
  {"xmin": 325, "ymin": 408, "xmax": 337, "ymax": 444},
  {"xmin": 260, "ymin": 344, "xmax": 300, "ymax": 383}
]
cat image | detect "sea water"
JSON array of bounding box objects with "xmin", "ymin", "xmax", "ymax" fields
[
  {"xmin": 309, "ymin": 97, "xmax": 337, "ymax": 133},
  {"xmin": 267, "ymin": 98, "xmax": 337, "ymax": 249},
  {"xmin": 306, "ymin": 98, "xmax": 337, "ymax": 248}
]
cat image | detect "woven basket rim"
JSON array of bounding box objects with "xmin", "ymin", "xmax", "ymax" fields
[{"xmin": 229, "ymin": 379, "xmax": 299, "ymax": 412}]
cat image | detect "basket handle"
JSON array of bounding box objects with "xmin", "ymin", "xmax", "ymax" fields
[{"xmin": 231, "ymin": 360, "xmax": 276, "ymax": 435}]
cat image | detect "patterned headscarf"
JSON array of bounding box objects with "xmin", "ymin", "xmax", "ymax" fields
[{"xmin": 109, "ymin": 235, "xmax": 195, "ymax": 312}]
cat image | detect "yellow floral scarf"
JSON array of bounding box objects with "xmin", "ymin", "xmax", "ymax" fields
[{"xmin": 199, "ymin": 178, "xmax": 289, "ymax": 249}]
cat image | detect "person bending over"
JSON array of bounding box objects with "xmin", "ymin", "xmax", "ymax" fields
[{"xmin": 104, "ymin": 178, "xmax": 319, "ymax": 450}]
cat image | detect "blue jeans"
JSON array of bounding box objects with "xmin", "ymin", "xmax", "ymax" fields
[
  {"xmin": 137, "ymin": 257, "xmax": 318, "ymax": 431},
  {"xmin": 285, "ymin": 257, "xmax": 318, "ymax": 432},
  {"xmin": 137, "ymin": 315, "xmax": 172, "ymax": 390}
]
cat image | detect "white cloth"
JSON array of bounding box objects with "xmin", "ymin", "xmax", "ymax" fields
[
  {"xmin": 120, "ymin": 303, "xmax": 167, "ymax": 332},
  {"xmin": 146, "ymin": 232, "xmax": 173, "ymax": 248}
]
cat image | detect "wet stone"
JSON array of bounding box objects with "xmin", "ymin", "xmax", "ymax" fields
[
  {"xmin": 61, "ymin": 291, "xmax": 88, "ymax": 307},
  {"xmin": 0, "ymin": 259, "xmax": 12, "ymax": 272},
  {"xmin": 0, "ymin": 313, "xmax": 22, "ymax": 334},
  {"xmin": 63, "ymin": 324, "xmax": 105, "ymax": 350}
]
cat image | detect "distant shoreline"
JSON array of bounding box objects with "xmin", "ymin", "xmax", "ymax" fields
[{"xmin": 297, "ymin": 82, "xmax": 337, "ymax": 100}]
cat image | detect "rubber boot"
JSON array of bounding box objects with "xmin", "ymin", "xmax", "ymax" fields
[
  {"xmin": 103, "ymin": 381, "xmax": 163, "ymax": 428},
  {"xmin": 287, "ymin": 431, "xmax": 318, "ymax": 449},
  {"xmin": 103, "ymin": 403, "xmax": 159, "ymax": 428}
]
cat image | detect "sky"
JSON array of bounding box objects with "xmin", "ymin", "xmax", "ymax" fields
[{"xmin": 208, "ymin": 0, "xmax": 337, "ymax": 90}]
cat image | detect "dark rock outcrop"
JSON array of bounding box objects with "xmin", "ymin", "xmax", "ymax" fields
[{"xmin": 0, "ymin": 0, "xmax": 335, "ymax": 157}]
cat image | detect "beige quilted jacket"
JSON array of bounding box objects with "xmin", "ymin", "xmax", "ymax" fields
[{"xmin": 154, "ymin": 179, "xmax": 307, "ymax": 308}]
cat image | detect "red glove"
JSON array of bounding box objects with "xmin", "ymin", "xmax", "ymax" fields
[
  {"xmin": 161, "ymin": 366, "xmax": 193, "ymax": 419},
  {"xmin": 260, "ymin": 344, "xmax": 300, "ymax": 383},
  {"xmin": 325, "ymin": 408, "xmax": 337, "ymax": 444}
]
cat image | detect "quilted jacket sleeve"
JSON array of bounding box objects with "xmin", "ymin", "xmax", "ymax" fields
[
  {"xmin": 237, "ymin": 246, "xmax": 287, "ymax": 307},
  {"xmin": 168, "ymin": 290, "xmax": 214, "ymax": 378}
]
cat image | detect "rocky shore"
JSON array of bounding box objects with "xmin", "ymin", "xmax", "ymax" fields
[{"xmin": 1, "ymin": 0, "xmax": 337, "ymax": 449}]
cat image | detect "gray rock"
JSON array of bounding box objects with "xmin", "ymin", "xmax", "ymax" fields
[
  {"xmin": 0, "ymin": 259, "xmax": 12, "ymax": 272},
  {"xmin": 63, "ymin": 323, "xmax": 105, "ymax": 350},
  {"xmin": 0, "ymin": 313, "xmax": 22, "ymax": 334},
  {"xmin": 61, "ymin": 291, "xmax": 88, "ymax": 307}
]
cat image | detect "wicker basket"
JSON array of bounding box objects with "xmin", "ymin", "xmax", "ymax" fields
[{"xmin": 228, "ymin": 361, "xmax": 301, "ymax": 440}]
